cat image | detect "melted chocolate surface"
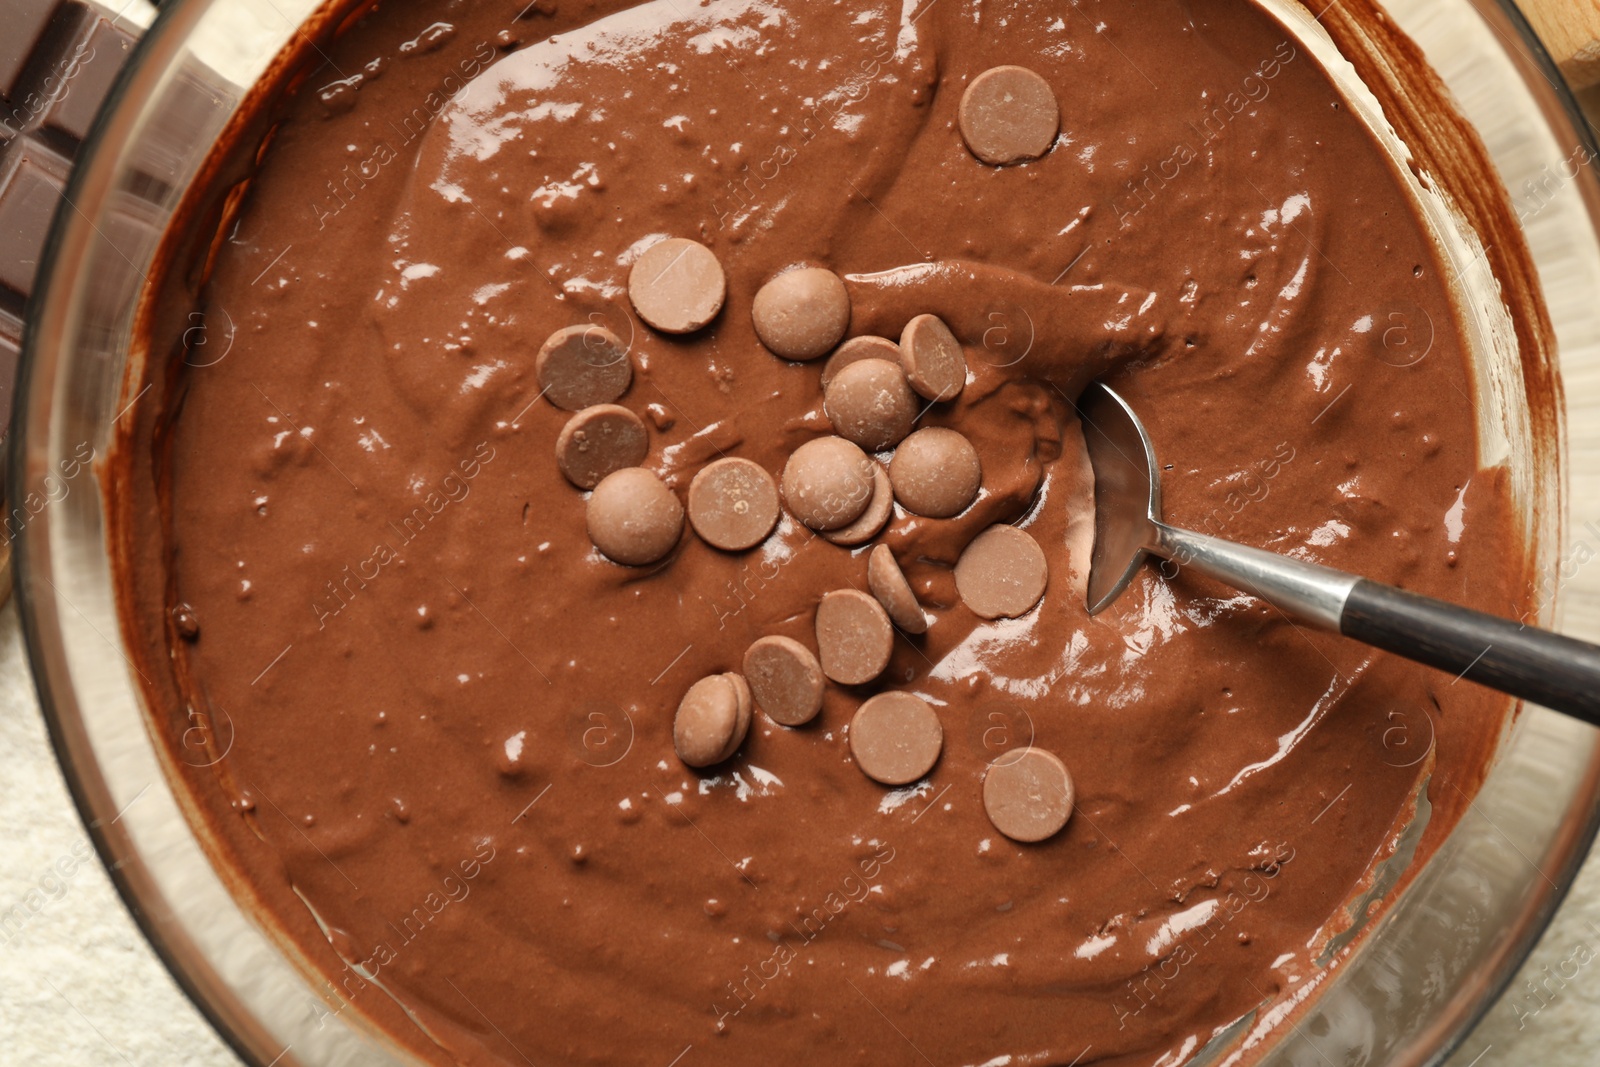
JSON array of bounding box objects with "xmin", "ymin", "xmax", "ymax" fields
[{"xmin": 118, "ymin": 1, "xmax": 1530, "ymax": 1064}]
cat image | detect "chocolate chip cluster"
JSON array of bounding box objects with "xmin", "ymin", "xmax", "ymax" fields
[{"xmin": 532, "ymin": 64, "xmax": 1077, "ymax": 841}]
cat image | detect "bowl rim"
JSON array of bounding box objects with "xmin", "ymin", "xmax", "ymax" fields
[
  {"xmin": 14, "ymin": 0, "xmax": 1600, "ymax": 1064},
  {"xmin": 13, "ymin": 6, "xmax": 358, "ymax": 1064}
]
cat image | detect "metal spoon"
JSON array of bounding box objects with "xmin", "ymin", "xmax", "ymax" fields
[{"xmin": 1076, "ymin": 381, "xmax": 1600, "ymax": 722}]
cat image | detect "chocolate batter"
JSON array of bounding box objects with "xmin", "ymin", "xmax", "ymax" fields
[{"xmin": 115, "ymin": 0, "xmax": 1538, "ymax": 1064}]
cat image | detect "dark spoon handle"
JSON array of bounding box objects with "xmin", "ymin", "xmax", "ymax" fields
[
  {"xmin": 1150, "ymin": 522, "xmax": 1600, "ymax": 725},
  {"xmin": 1341, "ymin": 579, "xmax": 1600, "ymax": 724}
]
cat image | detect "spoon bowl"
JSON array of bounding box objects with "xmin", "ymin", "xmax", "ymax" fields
[
  {"xmin": 1072, "ymin": 381, "xmax": 1600, "ymax": 722},
  {"xmin": 1075, "ymin": 381, "xmax": 1161, "ymax": 616}
]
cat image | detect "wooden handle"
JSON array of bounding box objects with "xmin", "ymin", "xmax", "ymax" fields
[{"xmin": 1519, "ymin": 0, "xmax": 1600, "ymax": 90}]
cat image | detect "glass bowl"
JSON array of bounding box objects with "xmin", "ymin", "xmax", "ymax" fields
[{"xmin": 15, "ymin": 0, "xmax": 1600, "ymax": 1064}]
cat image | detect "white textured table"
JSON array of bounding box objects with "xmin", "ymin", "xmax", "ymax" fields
[
  {"xmin": 1, "ymin": 595, "xmax": 1597, "ymax": 1065},
  {"xmin": 0, "ymin": 605, "xmax": 234, "ymax": 1066}
]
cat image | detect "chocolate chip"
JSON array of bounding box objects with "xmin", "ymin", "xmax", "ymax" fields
[
  {"xmin": 889, "ymin": 427, "xmax": 981, "ymax": 517},
  {"xmin": 821, "ymin": 463, "xmax": 894, "ymax": 547},
  {"xmin": 674, "ymin": 674, "xmax": 750, "ymax": 767},
  {"xmin": 742, "ymin": 635, "xmax": 825, "ymax": 726},
  {"xmin": 752, "ymin": 266, "xmax": 851, "ymax": 361},
  {"xmin": 537, "ymin": 324, "xmax": 632, "ymax": 411},
  {"xmin": 824, "ymin": 358, "xmax": 918, "ymax": 452},
  {"xmin": 867, "ymin": 545, "xmax": 927, "ymax": 634},
  {"xmin": 815, "ymin": 589, "xmax": 893, "ymax": 685},
  {"xmin": 727, "ymin": 671, "xmax": 754, "ymax": 753},
  {"xmin": 628, "ymin": 237, "xmax": 727, "ymax": 334},
  {"xmin": 688, "ymin": 457, "xmax": 781, "ymax": 551},
  {"xmin": 821, "ymin": 335, "xmax": 900, "ymax": 390},
  {"xmin": 898, "ymin": 314, "xmax": 967, "ymax": 402},
  {"xmin": 586, "ymin": 467, "xmax": 684, "ymax": 566},
  {"xmin": 556, "ymin": 404, "xmax": 649, "ymax": 490},
  {"xmin": 781, "ymin": 437, "xmax": 875, "ymax": 531},
  {"xmin": 171, "ymin": 603, "xmax": 201, "ymax": 641},
  {"xmin": 982, "ymin": 747, "xmax": 1074, "ymax": 842},
  {"xmin": 849, "ymin": 692, "xmax": 943, "ymax": 786},
  {"xmin": 959, "ymin": 65, "xmax": 1061, "ymax": 166},
  {"xmin": 955, "ymin": 525, "xmax": 1048, "ymax": 619}
]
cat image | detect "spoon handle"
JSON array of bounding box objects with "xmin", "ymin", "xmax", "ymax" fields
[
  {"xmin": 1151, "ymin": 522, "xmax": 1600, "ymax": 723},
  {"xmin": 1340, "ymin": 580, "xmax": 1600, "ymax": 721}
]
